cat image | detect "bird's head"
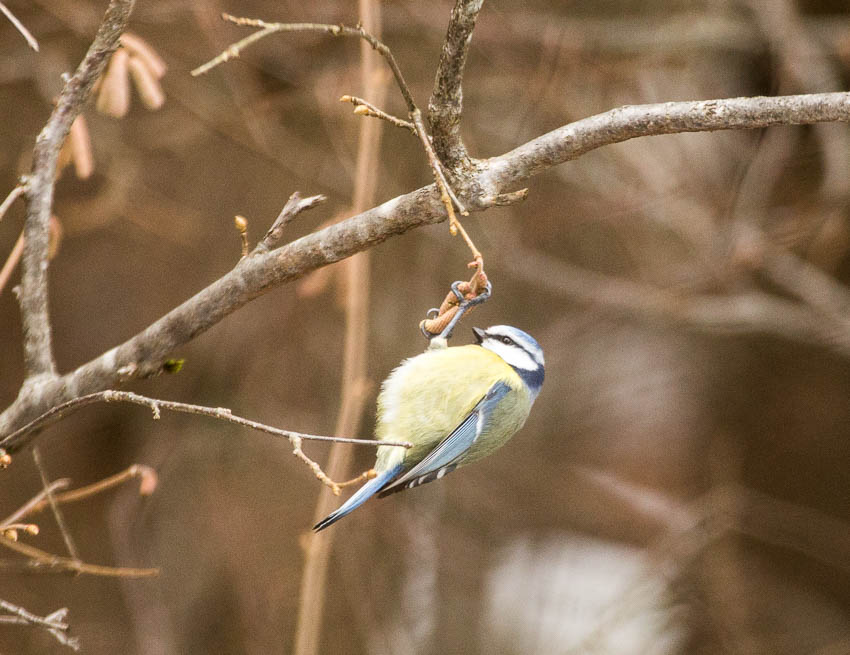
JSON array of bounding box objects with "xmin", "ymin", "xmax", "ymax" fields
[{"xmin": 473, "ymin": 325, "xmax": 544, "ymax": 397}]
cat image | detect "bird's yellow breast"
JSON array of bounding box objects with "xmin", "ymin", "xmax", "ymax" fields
[{"xmin": 374, "ymin": 345, "xmax": 531, "ymax": 470}]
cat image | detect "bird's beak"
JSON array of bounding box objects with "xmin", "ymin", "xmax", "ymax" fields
[{"xmin": 472, "ymin": 327, "xmax": 485, "ymax": 344}]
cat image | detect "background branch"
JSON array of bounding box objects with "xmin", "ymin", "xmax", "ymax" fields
[
  {"xmin": 0, "ymin": 535, "xmax": 158, "ymax": 578},
  {"xmin": 0, "ymin": 600, "xmax": 77, "ymax": 651},
  {"xmin": 0, "ymin": 2, "xmax": 39, "ymax": 52},
  {"xmin": 294, "ymin": 2, "xmax": 386, "ymax": 652}
]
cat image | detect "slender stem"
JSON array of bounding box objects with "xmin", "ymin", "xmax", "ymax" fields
[
  {"xmin": 27, "ymin": 465, "xmax": 156, "ymax": 514},
  {"xmin": 0, "ymin": 230, "xmax": 24, "ymax": 296},
  {"xmin": 0, "ymin": 535, "xmax": 158, "ymax": 577},
  {"xmin": 0, "ymin": 2, "xmax": 39, "ymax": 51},
  {"xmin": 0, "ymin": 600, "xmax": 67, "ymax": 631},
  {"xmin": 0, "ymin": 390, "xmax": 412, "ymax": 455},
  {"xmin": 32, "ymin": 447, "xmax": 79, "ymax": 561},
  {"xmin": 1, "ymin": 479, "xmax": 70, "ymax": 528},
  {"xmin": 0, "ymin": 183, "xmax": 25, "ymax": 222},
  {"xmin": 193, "ymin": 14, "xmax": 416, "ymax": 113},
  {"xmin": 257, "ymin": 192, "xmax": 326, "ymax": 253}
]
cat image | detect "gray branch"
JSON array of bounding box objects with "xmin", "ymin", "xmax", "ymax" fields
[
  {"xmin": 4, "ymin": 91, "xmax": 850, "ymax": 442},
  {"xmin": 479, "ymin": 92, "xmax": 850, "ymax": 194},
  {"xmin": 427, "ymin": 0, "xmax": 484, "ymax": 168},
  {"xmin": 18, "ymin": 0, "xmax": 135, "ymax": 381},
  {"xmin": 0, "ymin": 600, "xmax": 78, "ymax": 651}
]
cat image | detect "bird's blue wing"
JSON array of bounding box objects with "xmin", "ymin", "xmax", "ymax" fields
[{"xmin": 378, "ymin": 381, "xmax": 512, "ymax": 497}]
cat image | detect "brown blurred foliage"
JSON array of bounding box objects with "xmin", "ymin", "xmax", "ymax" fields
[{"xmin": 2, "ymin": 0, "xmax": 850, "ymax": 653}]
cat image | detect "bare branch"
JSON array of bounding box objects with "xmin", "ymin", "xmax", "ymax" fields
[
  {"xmin": 0, "ymin": 2, "xmax": 39, "ymax": 52},
  {"xmin": 0, "ymin": 183, "xmax": 25, "ymax": 222},
  {"xmin": 0, "ymin": 390, "xmax": 412, "ymax": 455},
  {"xmin": 257, "ymin": 192, "xmax": 326, "ymax": 253},
  {"xmin": 0, "ymin": 600, "xmax": 78, "ymax": 651},
  {"xmin": 193, "ymin": 14, "xmax": 417, "ymax": 112},
  {"xmin": 1, "ymin": 479, "xmax": 70, "ymax": 528},
  {"xmin": 27, "ymin": 465, "xmax": 157, "ymax": 513},
  {"xmin": 3, "ymin": 92, "xmax": 850, "ymax": 440},
  {"xmin": 481, "ymin": 92, "xmax": 850, "ymax": 194},
  {"xmin": 32, "ymin": 448, "xmax": 79, "ymax": 561},
  {"xmin": 428, "ymin": 0, "xmax": 484, "ymax": 167},
  {"xmin": 20, "ymin": 0, "xmax": 135, "ymax": 380},
  {"xmin": 0, "ymin": 535, "xmax": 158, "ymax": 578},
  {"xmin": 0, "ymin": 600, "xmax": 66, "ymax": 631},
  {"xmin": 0, "ymin": 230, "xmax": 23, "ymax": 296}
]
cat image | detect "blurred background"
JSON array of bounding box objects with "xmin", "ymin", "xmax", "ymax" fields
[{"xmin": 2, "ymin": 0, "xmax": 850, "ymax": 652}]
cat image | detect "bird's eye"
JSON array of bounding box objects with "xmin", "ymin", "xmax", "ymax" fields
[{"xmin": 501, "ymin": 336, "xmax": 513, "ymax": 345}]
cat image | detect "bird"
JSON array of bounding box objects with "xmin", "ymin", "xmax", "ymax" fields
[{"xmin": 314, "ymin": 324, "xmax": 544, "ymax": 531}]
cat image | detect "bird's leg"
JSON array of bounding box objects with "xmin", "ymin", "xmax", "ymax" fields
[{"xmin": 436, "ymin": 280, "xmax": 492, "ymax": 340}]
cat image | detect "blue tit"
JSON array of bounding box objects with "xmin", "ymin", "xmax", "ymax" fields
[{"xmin": 314, "ymin": 325, "xmax": 544, "ymax": 531}]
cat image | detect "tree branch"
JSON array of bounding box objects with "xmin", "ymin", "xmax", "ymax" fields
[
  {"xmin": 427, "ymin": 0, "xmax": 484, "ymax": 168},
  {"xmin": 4, "ymin": 92, "xmax": 850, "ymax": 442},
  {"xmin": 19, "ymin": 0, "xmax": 135, "ymax": 381},
  {"xmin": 0, "ymin": 390, "xmax": 412, "ymax": 455},
  {"xmin": 0, "ymin": 2, "xmax": 39, "ymax": 52},
  {"xmin": 192, "ymin": 14, "xmax": 416, "ymax": 112},
  {"xmin": 480, "ymin": 92, "xmax": 850, "ymax": 194},
  {"xmin": 0, "ymin": 600, "xmax": 78, "ymax": 651},
  {"xmin": 0, "ymin": 535, "xmax": 158, "ymax": 578},
  {"xmin": 1, "ymin": 479, "xmax": 69, "ymax": 528}
]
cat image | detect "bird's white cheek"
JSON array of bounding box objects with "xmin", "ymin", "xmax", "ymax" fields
[{"xmin": 485, "ymin": 341, "xmax": 538, "ymax": 371}]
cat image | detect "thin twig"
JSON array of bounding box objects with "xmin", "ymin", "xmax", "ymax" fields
[
  {"xmin": 0, "ymin": 600, "xmax": 66, "ymax": 630},
  {"xmin": 340, "ymin": 94, "xmax": 416, "ymax": 133},
  {"xmin": 28, "ymin": 464, "xmax": 157, "ymax": 514},
  {"xmin": 32, "ymin": 447, "xmax": 79, "ymax": 561},
  {"xmin": 0, "ymin": 600, "xmax": 78, "ymax": 651},
  {"xmin": 0, "ymin": 390, "xmax": 412, "ymax": 456},
  {"xmin": 0, "ymin": 534, "xmax": 158, "ymax": 577},
  {"xmin": 410, "ymin": 108, "xmax": 467, "ymax": 221},
  {"xmin": 291, "ymin": 437, "xmax": 349, "ymax": 496},
  {"xmin": 0, "ymin": 479, "xmax": 69, "ymax": 528},
  {"xmin": 411, "ymin": 106, "xmax": 485, "ymax": 269},
  {"xmin": 0, "ymin": 2, "xmax": 39, "ymax": 51},
  {"xmin": 0, "ymin": 183, "xmax": 25, "ymax": 222},
  {"xmin": 194, "ymin": 14, "xmax": 416, "ymax": 112},
  {"xmin": 0, "ymin": 230, "xmax": 24, "ymax": 296},
  {"xmin": 257, "ymin": 192, "xmax": 326, "ymax": 253}
]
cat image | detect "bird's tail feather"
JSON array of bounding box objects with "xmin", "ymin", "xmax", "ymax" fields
[{"xmin": 313, "ymin": 464, "xmax": 403, "ymax": 531}]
